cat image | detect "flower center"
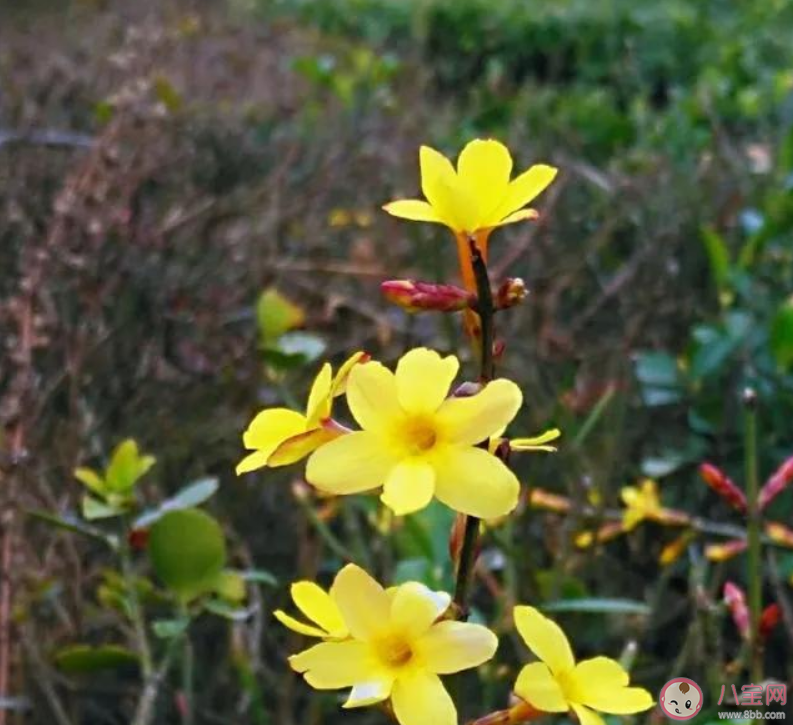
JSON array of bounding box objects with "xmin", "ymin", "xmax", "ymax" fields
[
  {"xmin": 402, "ymin": 417, "xmax": 438, "ymax": 454},
  {"xmin": 376, "ymin": 634, "xmax": 414, "ymax": 668}
]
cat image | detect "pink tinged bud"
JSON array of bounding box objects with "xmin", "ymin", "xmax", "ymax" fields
[
  {"xmin": 724, "ymin": 581, "xmax": 750, "ymax": 640},
  {"xmin": 699, "ymin": 463, "xmax": 748, "ymax": 514},
  {"xmin": 494, "ymin": 278, "xmax": 528, "ymax": 310},
  {"xmin": 759, "ymin": 603, "xmax": 781, "ymax": 641},
  {"xmin": 759, "ymin": 455, "xmax": 793, "ymax": 510},
  {"xmin": 705, "ymin": 539, "xmax": 747, "ymax": 562},
  {"xmin": 381, "ymin": 279, "xmax": 475, "ymax": 313}
]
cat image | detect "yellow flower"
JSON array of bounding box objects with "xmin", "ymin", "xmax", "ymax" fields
[
  {"xmin": 383, "ymin": 139, "xmax": 557, "ymax": 294},
  {"xmin": 306, "ymin": 347, "xmax": 522, "ymax": 517},
  {"xmin": 621, "ymin": 478, "xmax": 689, "ymax": 531},
  {"xmin": 274, "ymin": 581, "xmax": 349, "ymax": 640},
  {"xmin": 513, "ymin": 606, "xmax": 654, "ymax": 725},
  {"xmin": 236, "ymin": 352, "xmax": 366, "ymax": 475},
  {"xmin": 289, "ymin": 564, "xmax": 497, "ymax": 725}
]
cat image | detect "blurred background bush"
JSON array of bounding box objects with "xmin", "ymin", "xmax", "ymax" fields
[{"xmin": 1, "ymin": 0, "xmax": 792, "ymax": 723}]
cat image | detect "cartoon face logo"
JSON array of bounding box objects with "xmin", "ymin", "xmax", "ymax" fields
[{"xmin": 660, "ymin": 678, "xmax": 703, "ymax": 720}]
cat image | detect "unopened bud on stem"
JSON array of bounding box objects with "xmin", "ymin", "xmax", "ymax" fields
[
  {"xmin": 381, "ymin": 279, "xmax": 475, "ymax": 313},
  {"xmin": 494, "ymin": 278, "xmax": 528, "ymax": 310}
]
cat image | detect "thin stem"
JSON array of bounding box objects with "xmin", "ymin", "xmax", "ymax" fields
[
  {"xmin": 453, "ymin": 238, "xmax": 495, "ymax": 618},
  {"xmin": 743, "ymin": 391, "xmax": 763, "ymax": 683},
  {"xmin": 181, "ymin": 625, "xmax": 195, "ymax": 725},
  {"xmin": 120, "ymin": 522, "xmax": 154, "ymax": 680}
]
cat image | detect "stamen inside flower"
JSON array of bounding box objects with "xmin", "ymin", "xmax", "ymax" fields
[
  {"xmin": 401, "ymin": 417, "xmax": 438, "ymax": 454},
  {"xmin": 375, "ymin": 634, "xmax": 414, "ymax": 668}
]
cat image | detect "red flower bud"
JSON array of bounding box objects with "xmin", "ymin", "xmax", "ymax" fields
[
  {"xmin": 494, "ymin": 278, "xmax": 528, "ymax": 310},
  {"xmin": 699, "ymin": 463, "xmax": 747, "ymax": 514},
  {"xmin": 765, "ymin": 521, "xmax": 793, "ymax": 547},
  {"xmin": 724, "ymin": 581, "xmax": 750, "ymax": 640},
  {"xmin": 759, "ymin": 455, "xmax": 793, "ymax": 510},
  {"xmin": 128, "ymin": 527, "xmax": 149, "ymax": 551},
  {"xmin": 759, "ymin": 603, "xmax": 781, "ymax": 641},
  {"xmin": 381, "ymin": 280, "xmax": 475, "ymax": 313}
]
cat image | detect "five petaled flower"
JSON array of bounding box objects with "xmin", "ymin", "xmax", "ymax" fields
[
  {"xmin": 621, "ymin": 478, "xmax": 690, "ymax": 531},
  {"xmin": 236, "ymin": 352, "xmax": 366, "ymax": 474},
  {"xmin": 289, "ymin": 564, "xmax": 497, "ymax": 725},
  {"xmin": 383, "ymin": 139, "xmax": 557, "ymax": 295},
  {"xmin": 513, "ymin": 605, "xmax": 654, "ymax": 725},
  {"xmin": 306, "ymin": 347, "xmax": 523, "ymax": 517}
]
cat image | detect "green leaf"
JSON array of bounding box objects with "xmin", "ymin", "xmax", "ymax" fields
[
  {"xmin": 256, "ymin": 288, "xmax": 305, "ymax": 346},
  {"xmin": 152, "ymin": 618, "xmax": 190, "ymax": 639},
  {"xmin": 25, "ymin": 509, "xmax": 118, "ymax": 547},
  {"xmin": 134, "ymin": 478, "xmax": 219, "ymax": 529},
  {"xmin": 770, "ymin": 298, "xmax": 793, "ymax": 371},
  {"xmin": 633, "ymin": 351, "xmax": 683, "ymax": 407},
  {"xmin": 81, "ymin": 495, "xmax": 124, "ymax": 521},
  {"xmin": 240, "ymin": 569, "xmax": 278, "ymax": 587},
  {"xmin": 203, "ymin": 599, "xmax": 250, "ymax": 621},
  {"xmin": 213, "ymin": 570, "xmax": 246, "ymax": 603},
  {"xmin": 73, "ymin": 467, "xmax": 106, "ymax": 495},
  {"xmin": 53, "ymin": 644, "xmax": 139, "ymax": 674},
  {"xmin": 700, "ymin": 226, "xmax": 732, "ymax": 305},
  {"xmin": 148, "ymin": 509, "xmax": 227, "ymax": 603},
  {"xmin": 105, "ymin": 439, "xmax": 155, "ymax": 493},
  {"xmin": 541, "ymin": 598, "xmax": 651, "ymax": 615}
]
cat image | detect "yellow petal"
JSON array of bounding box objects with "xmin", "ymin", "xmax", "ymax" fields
[
  {"xmin": 571, "ymin": 702, "xmax": 606, "ymax": 725},
  {"xmin": 347, "ymin": 361, "xmax": 402, "ymax": 432},
  {"xmin": 510, "ymin": 428, "xmax": 562, "ymax": 452},
  {"xmin": 383, "ymin": 199, "xmax": 443, "ymax": 224},
  {"xmin": 305, "ymin": 363, "xmax": 333, "ymax": 426},
  {"xmin": 381, "ymin": 459, "xmax": 436, "ymax": 515},
  {"xmin": 343, "ymin": 677, "xmax": 395, "ymax": 708},
  {"xmin": 420, "ymin": 145, "xmax": 464, "ymax": 231},
  {"xmin": 241, "ymin": 408, "xmax": 307, "ymax": 457},
  {"xmin": 456, "ymin": 139, "xmax": 513, "ymax": 225},
  {"xmin": 273, "ymin": 610, "xmax": 329, "ymax": 638},
  {"xmin": 395, "ymin": 348, "xmax": 459, "ymax": 414},
  {"xmin": 289, "ymin": 641, "xmax": 376, "ymax": 689},
  {"xmin": 569, "ymin": 658, "xmax": 652, "ymax": 714},
  {"xmin": 235, "ymin": 450, "xmax": 271, "ymax": 475},
  {"xmin": 513, "ymin": 606, "xmax": 574, "ymax": 676},
  {"xmin": 291, "ymin": 581, "xmax": 348, "ymax": 637},
  {"xmin": 494, "ymin": 208, "xmax": 539, "ymax": 227},
  {"xmin": 494, "ymin": 164, "xmax": 557, "ymax": 220},
  {"xmin": 267, "ymin": 427, "xmax": 337, "ymax": 467},
  {"xmin": 436, "ymin": 379, "xmax": 522, "ymax": 446},
  {"xmin": 513, "ymin": 662, "xmax": 569, "ymax": 713},
  {"xmin": 330, "ymin": 564, "xmax": 391, "ymax": 641},
  {"xmin": 433, "ymin": 446, "xmax": 520, "ymax": 518},
  {"xmin": 306, "ymin": 431, "xmax": 397, "ymax": 495},
  {"xmin": 391, "ymin": 670, "xmax": 456, "ymax": 725},
  {"xmin": 414, "ymin": 621, "xmax": 497, "ymax": 674},
  {"xmin": 390, "ymin": 583, "xmax": 451, "ymax": 640},
  {"xmin": 331, "ymin": 351, "xmax": 369, "ymax": 397}
]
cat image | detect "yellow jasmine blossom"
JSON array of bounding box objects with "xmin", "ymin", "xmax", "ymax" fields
[
  {"xmin": 383, "ymin": 139, "xmax": 557, "ymax": 294},
  {"xmin": 621, "ymin": 478, "xmax": 690, "ymax": 531},
  {"xmin": 513, "ymin": 606, "xmax": 654, "ymax": 725},
  {"xmin": 274, "ymin": 581, "xmax": 349, "ymax": 640},
  {"xmin": 236, "ymin": 352, "xmax": 366, "ymax": 475},
  {"xmin": 306, "ymin": 347, "xmax": 523, "ymax": 517},
  {"xmin": 289, "ymin": 564, "xmax": 497, "ymax": 725}
]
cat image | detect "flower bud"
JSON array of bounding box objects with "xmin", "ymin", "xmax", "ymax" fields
[
  {"xmin": 705, "ymin": 539, "xmax": 747, "ymax": 562},
  {"xmin": 724, "ymin": 581, "xmax": 750, "ymax": 640},
  {"xmin": 758, "ymin": 455, "xmax": 793, "ymax": 510},
  {"xmin": 764, "ymin": 521, "xmax": 793, "ymax": 547},
  {"xmin": 699, "ymin": 463, "xmax": 747, "ymax": 514},
  {"xmin": 759, "ymin": 603, "xmax": 781, "ymax": 641},
  {"xmin": 494, "ymin": 278, "xmax": 528, "ymax": 310},
  {"xmin": 381, "ymin": 279, "xmax": 475, "ymax": 313}
]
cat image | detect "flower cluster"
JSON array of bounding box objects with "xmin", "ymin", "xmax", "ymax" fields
[{"xmin": 238, "ymin": 139, "xmax": 655, "ymax": 725}]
